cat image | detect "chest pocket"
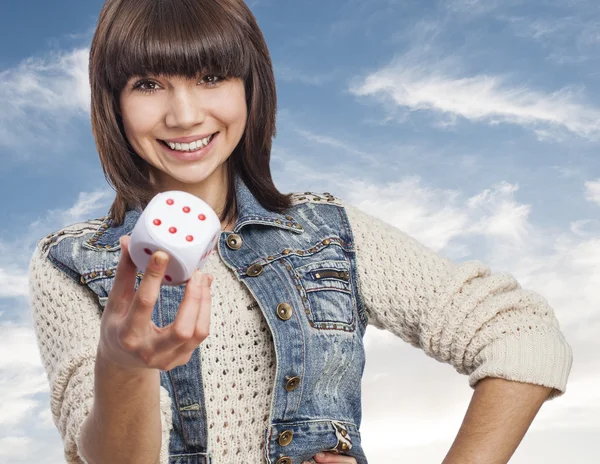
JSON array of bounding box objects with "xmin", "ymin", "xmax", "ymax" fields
[{"xmin": 294, "ymin": 259, "xmax": 356, "ymax": 331}]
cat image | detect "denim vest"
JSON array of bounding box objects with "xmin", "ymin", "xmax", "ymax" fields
[{"xmin": 40, "ymin": 174, "xmax": 369, "ymax": 464}]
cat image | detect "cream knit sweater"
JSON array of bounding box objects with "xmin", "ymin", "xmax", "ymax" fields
[{"xmin": 28, "ymin": 201, "xmax": 573, "ymax": 464}]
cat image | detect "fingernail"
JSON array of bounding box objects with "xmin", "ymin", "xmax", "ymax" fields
[
  {"xmin": 154, "ymin": 252, "xmax": 165, "ymax": 265},
  {"xmin": 316, "ymin": 452, "xmax": 325, "ymax": 457},
  {"xmin": 192, "ymin": 271, "xmax": 202, "ymax": 284}
]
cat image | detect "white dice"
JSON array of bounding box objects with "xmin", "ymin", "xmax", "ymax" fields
[{"xmin": 128, "ymin": 191, "xmax": 221, "ymax": 286}]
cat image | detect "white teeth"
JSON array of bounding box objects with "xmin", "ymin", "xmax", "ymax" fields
[{"xmin": 167, "ymin": 134, "xmax": 214, "ymax": 152}]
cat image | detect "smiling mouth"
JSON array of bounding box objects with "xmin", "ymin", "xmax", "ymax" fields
[{"xmin": 158, "ymin": 133, "xmax": 217, "ymax": 152}]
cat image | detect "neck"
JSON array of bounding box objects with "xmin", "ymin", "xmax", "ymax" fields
[{"xmin": 149, "ymin": 166, "xmax": 236, "ymax": 231}]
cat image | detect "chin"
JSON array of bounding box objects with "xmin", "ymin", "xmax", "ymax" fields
[{"xmin": 169, "ymin": 169, "xmax": 217, "ymax": 185}]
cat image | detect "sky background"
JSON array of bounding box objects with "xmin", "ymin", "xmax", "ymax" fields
[{"xmin": 1, "ymin": 0, "xmax": 599, "ymax": 462}]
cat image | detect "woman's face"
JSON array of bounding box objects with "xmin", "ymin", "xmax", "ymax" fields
[{"xmin": 119, "ymin": 73, "xmax": 247, "ymax": 192}]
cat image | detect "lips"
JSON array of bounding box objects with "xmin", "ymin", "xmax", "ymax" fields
[
  {"xmin": 158, "ymin": 133, "xmax": 216, "ymax": 153},
  {"xmin": 161, "ymin": 132, "xmax": 218, "ymax": 144},
  {"xmin": 158, "ymin": 132, "xmax": 219, "ymax": 161}
]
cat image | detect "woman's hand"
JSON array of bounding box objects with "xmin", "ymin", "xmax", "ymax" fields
[
  {"xmin": 97, "ymin": 235, "xmax": 213, "ymax": 372},
  {"xmin": 303, "ymin": 451, "xmax": 358, "ymax": 463}
]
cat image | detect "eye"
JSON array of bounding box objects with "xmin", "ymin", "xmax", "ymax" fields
[
  {"xmin": 201, "ymin": 75, "xmax": 224, "ymax": 87},
  {"xmin": 132, "ymin": 79, "xmax": 159, "ymax": 94}
]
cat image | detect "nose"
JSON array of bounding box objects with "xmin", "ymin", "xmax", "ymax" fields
[{"xmin": 164, "ymin": 88, "xmax": 207, "ymax": 129}]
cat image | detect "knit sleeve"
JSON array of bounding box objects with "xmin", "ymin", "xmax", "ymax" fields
[
  {"xmin": 344, "ymin": 203, "xmax": 573, "ymax": 399},
  {"xmin": 28, "ymin": 245, "xmax": 173, "ymax": 463}
]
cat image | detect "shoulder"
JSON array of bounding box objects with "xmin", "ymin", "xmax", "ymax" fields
[
  {"xmin": 31, "ymin": 217, "xmax": 108, "ymax": 285},
  {"xmin": 35, "ymin": 217, "xmax": 107, "ymax": 257},
  {"xmin": 289, "ymin": 190, "xmax": 344, "ymax": 207}
]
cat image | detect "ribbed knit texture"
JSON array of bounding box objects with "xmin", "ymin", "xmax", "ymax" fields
[{"xmin": 28, "ymin": 202, "xmax": 572, "ymax": 463}]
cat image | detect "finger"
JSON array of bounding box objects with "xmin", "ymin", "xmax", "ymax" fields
[
  {"xmin": 313, "ymin": 452, "xmax": 357, "ymax": 463},
  {"xmin": 156, "ymin": 270, "xmax": 212, "ymax": 353},
  {"xmin": 108, "ymin": 235, "xmax": 139, "ymax": 309},
  {"xmin": 170, "ymin": 271, "xmax": 212, "ymax": 346},
  {"xmin": 193, "ymin": 272, "xmax": 213, "ymax": 340},
  {"xmin": 125, "ymin": 249, "xmax": 169, "ymax": 328}
]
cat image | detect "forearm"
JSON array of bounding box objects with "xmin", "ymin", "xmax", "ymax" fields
[
  {"xmin": 442, "ymin": 377, "xmax": 552, "ymax": 464},
  {"xmin": 80, "ymin": 348, "xmax": 162, "ymax": 464}
]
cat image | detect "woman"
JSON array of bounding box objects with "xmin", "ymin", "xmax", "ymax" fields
[{"xmin": 28, "ymin": 0, "xmax": 573, "ymax": 463}]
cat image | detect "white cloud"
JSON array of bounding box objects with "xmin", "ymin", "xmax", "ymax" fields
[
  {"xmin": 0, "ymin": 436, "xmax": 35, "ymax": 461},
  {"xmin": 350, "ymin": 56, "xmax": 600, "ymax": 140},
  {"xmin": 3, "ymin": 48, "xmax": 90, "ymax": 114},
  {"xmin": 340, "ymin": 176, "xmax": 469, "ymax": 253},
  {"xmin": 339, "ymin": 175, "xmax": 599, "ymax": 330},
  {"xmin": 466, "ymin": 182, "xmax": 532, "ymax": 243},
  {"xmin": 0, "ymin": 324, "xmax": 49, "ymax": 432},
  {"xmin": 342, "ymin": 178, "xmax": 533, "ymax": 254},
  {"xmin": 336, "ymin": 175, "xmax": 600, "ymax": 461},
  {"xmin": 0, "ymin": 269, "xmax": 29, "ymax": 299},
  {"xmin": 0, "ymin": 47, "xmax": 90, "ymax": 155},
  {"xmin": 585, "ymin": 179, "xmax": 600, "ymax": 205},
  {"xmin": 25, "ymin": 189, "xmax": 113, "ymax": 246},
  {"xmin": 293, "ymin": 127, "xmax": 381, "ymax": 167},
  {"xmin": 0, "ymin": 190, "xmax": 112, "ymax": 300},
  {"xmin": 506, "ymin": 16, "xmax": 576, "ymax": 41}
]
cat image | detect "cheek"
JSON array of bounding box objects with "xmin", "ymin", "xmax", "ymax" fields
[
  {"xmin": 219, "ymin": 100, "xmax": 247, "ymax": 130},
  {"xmin": 121, "ymin": 99, "xmax": 160, "ymax": 141},
  {"xmin": 217, "ymin": 84, "xmax": 247, "ymax": 131}
]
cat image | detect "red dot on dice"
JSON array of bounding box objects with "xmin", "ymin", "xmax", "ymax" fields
[
  {"xmin": 186, "ymin": 235, "xmax": 194, "ymax": 242},
  {"xmin": 153, "ymin": 219, "xmax": 161, "ymax": 226},
  {"xmin": 166, "ymin": 199, "xmax": 174, "ymax": 205},
  {"xmin": 169, "ymin": 227, "xmax": 177, "ymax": 234},
  {"xmin": 165, "ymin": 275, "xmax": 172, "ymax": 282},
  {"xmin": 198, "ymin": 214, "xmax": 206, "ymax": 221},
  {"xmin": 183, "ymin": 206, "xmax": 191, "ymax": 213},
  {"xmin": 144, "ymin": 248, "xmax": 152, "ymax": 255}
]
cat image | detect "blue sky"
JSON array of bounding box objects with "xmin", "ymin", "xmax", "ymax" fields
[{"xmin": 1, "ymin": 0, "xmax": 598, "ymax": 462}]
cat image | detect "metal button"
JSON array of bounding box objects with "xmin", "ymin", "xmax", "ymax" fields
[
  {"xmin": 322, "ymin": 239, "xmax": 331, "ymax": 246},
  {"xmin": 341, "ymin": 443, "xmax": 348, "ymax": 450},
  {"xmin": 226, "ymin": 234, "xmax": 242, "ymax": 250},
  {"xmin": 282, "ymin": 249, "xmax": 291, "ymax": 255},
  {"xmin": 278, "ymin": 430, "xmax": 294, "ymax": 446},
  {"xmin": 247, "ymin": 264, "xmax": 263, "ymax": 277},
  {"xmin": 275, "ymin": 458, "xmax": 292, "ymax": 464},
  {"xmin": 285, "ymin": 376, "xmax": 300, "ymax": 391},
  {"xmin": 277, "ymin": 303, "xmax": 293, "ymax": 321}
]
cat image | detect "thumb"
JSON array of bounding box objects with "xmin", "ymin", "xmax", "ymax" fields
[{"xmin": 108, "ymin": 235, "xmax": 138, "ymax": 306}]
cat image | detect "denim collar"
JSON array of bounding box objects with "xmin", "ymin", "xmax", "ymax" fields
[{"xmin": 86, "ymin": 174, "xmax": 303, "ymax": 249}]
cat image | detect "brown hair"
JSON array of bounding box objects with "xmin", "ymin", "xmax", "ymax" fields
[{"xmin": 89, "ymin": 0, "xmax": 293, "ymax": 226}]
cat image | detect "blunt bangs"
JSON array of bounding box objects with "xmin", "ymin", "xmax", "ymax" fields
[
  {"xmin": 101, "ymin": 0, "xmax": 252, "ymax": 91},
  {"xmin": 90, "ymin": 0, "xmax": 292, "ymax": 226}
]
